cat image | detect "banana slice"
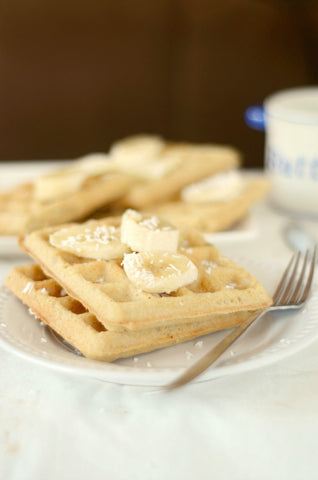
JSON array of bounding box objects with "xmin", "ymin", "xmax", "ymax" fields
[
  {"xmin": 49, "ymin": 223, "xmax": 130, "ymax": 260},
  {"xmin": 74, "ymin": 153, "xmax": 115, "ymax": 175},
  {"xmin": 34, "ymin": 153, "xmax": 116, "ymax": 203},
  {"xmin": 34, "ymin": 168, "xmax": 87, "ymax": 203},
  {"xmin": 122, "ymin": 251, "xmax": 198, "ymax": 293},
  {"xmin": 121, "ymin": 209, "xmax": 179, "ymax": 253},
  {"xmin": 109, "ymin": 134, "xmax": 179, "ymax": 180},
  {"xmin": 114, "ymin": 156, "xmax": 180, "ymax": 180},
  {"xmin": 181, "ymin": 170, "xmax": 244, "ymax": 203},
  {"xmin": 110, "ymin": 134, "xmax": 164, "ymax": 163}
]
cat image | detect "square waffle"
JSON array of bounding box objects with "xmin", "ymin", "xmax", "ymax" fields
[
  {"xmin": 110, "ymin": 136, "xmax": 241, "ymax": 208},
  {"xmin": 19, "ymin": 216, "xmax": 272, "ymax": 332},
  {"xmin": 140, "ymin": 177, "xmax": 270, "ymax": 233},
  {"xmin": 0, "ymin": 173, "xmax": 133, "ymax": 235},
  {"xmin": 5, "ymin": 264, "xmax": 258, "ymax": 361}
]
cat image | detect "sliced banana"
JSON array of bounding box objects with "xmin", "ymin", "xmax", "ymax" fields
[
  {"xmin": 34, "ymin": 168, "xmax": 87, "ymax": 203},
  {"xmin": 34, "ymin": 153, "xmax": 116, "ymax": 203},
  {"xmin": 181, "ymin": 170, "xmax": 244, "ymax": 203},
  {"xmin": 122, "ymin": 251, "xmax": 198, "ymax": 293},
  {"xmin": 114, "ymin": 156, "xmax": 180, "ymax": 180},
  {"xmin": 109, "ymin": 134, "xmax": 180, "ymax": 180},
  {"xmin": 74, "ymin": 153, "xmax": 115, "ymax": 175},
  {"xmin": 110, "ymin": 134, "xmax": 164, "ymax": 163},
  {"xmin": 140, "ymin": 156, "xmax": 180, "ymax": 179},
  {"xmin": 49, "ymin": 223, "xmax": 130, "ymax": 260},
  {"xmin": 121, "ymin": 209, "xmax": 179, "ymax": 253}
]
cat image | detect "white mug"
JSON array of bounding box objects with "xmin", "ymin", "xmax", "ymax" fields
[{"xmin": 245, "ymin": 86, "xmax": 318, "ymax": 217}]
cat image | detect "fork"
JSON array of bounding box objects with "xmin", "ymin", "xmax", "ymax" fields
[{"xmin": 165, "ymin": 247, "xmax": 317, "ymax": 391}]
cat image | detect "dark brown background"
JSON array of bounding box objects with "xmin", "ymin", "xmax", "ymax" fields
[{"xmin": 0, "ymin": 0, "xmax": 318, "ymax": 167}]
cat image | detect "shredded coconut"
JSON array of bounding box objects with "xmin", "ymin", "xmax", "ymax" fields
[
  {"xmin": 201, "ymin": 259, "xmax": 219, "ymax": 274},
  {"xmin": 185, "ymin": 351, "xmax": 194, "ymax": 360},
  {"xmin": 140, "ymin": 215, "xmax": 160, "ymax": 230},
  {"xmin": 28, "ymin": 308, "xmax": 38, "ymax": 318},
  {"xmin": 50, "ymin": 224, "xmax": 122, "ymax": 256},
  {"xmin": 22, "ymin": 281, "xmax": 34, "ymax": 294}
]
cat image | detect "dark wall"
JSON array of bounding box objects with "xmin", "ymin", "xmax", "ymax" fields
[{"xmin": 0, "ymin": 0, "xmax": 317, "ymax": 167}]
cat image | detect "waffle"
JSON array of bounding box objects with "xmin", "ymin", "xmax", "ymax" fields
[
  {"xmin": 5, "ymin": 264, "xmax": 259, "ymax": 361},
  {"xmin": 19, "ymin": 217, "xmax": 272, "ymax": 332},
  {"xmin": 141, "ymin": 177, "xmax": 270, "ymax": 233},
  {"xmin": 0, "ymin": 173, "xmax": 133, "ymax": 235},
  {"xmin": 111, "ymin": 137, "xmax": 241, "ymax": 208}
]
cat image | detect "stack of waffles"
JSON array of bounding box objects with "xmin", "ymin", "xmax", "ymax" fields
[
  {"xmin": 0, "ymin": 134, "xmax": 269, "ymax": 236},
  {"xmin": 5, "ymin": 210, "xmax": 272, "ymax": 361}
]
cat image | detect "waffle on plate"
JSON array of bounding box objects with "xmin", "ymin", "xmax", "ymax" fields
[
  {"xmin": 109, "ymin": 134, "xmax": 241, "ymax": 208},
  {"xmin": 0, "ymin": 165, "xmax": 133, "ymax": 235},
  {"xmin": 16, "ymin": 212, "xmax": 272, "ymax": 334},
  {"xmin": 140, "ymin": 176, "xmax": 270, "ymax": 233}
]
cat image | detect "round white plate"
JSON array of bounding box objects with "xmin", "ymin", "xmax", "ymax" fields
[
  {"xmin": 0, "ymin": 257, "xmax": 317, "ymax": 387},
  {"xmin": 0, "ymin": 236, "xmax": 27, "ymax": 257},
  {"xmin": 204, "ymin": 214, "xmax": 257, "ymax": 244}
]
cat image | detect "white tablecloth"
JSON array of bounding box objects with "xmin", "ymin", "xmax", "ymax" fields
[{"xmin": 1, "ymin": 163, "xmax": 318, "ymax": 480}]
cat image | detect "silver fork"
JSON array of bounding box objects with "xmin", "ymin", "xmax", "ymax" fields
[{"xmin": 165, "ymin": 247, "xmax": 317, "ymax": 391}]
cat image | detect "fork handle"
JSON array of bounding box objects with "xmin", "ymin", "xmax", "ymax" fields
[{"xmin": 166, "ymin": 310, "xmax": 266, "ymax": 390}]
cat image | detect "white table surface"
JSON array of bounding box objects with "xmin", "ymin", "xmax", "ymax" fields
[{"xmin": 1, "ymin": 163, "xmax": 318, "ymax": 480}]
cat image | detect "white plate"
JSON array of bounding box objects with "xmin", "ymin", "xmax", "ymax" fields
[
  {"xmin": 0, "ymin": 257, "xmax": 318, "ymax": 387},
  {"xmin": 204, "ymin": 213, "xmax": 257, "ymax": 244},
  {"xmin": 0, "ymin": 161, "xmax": 69, "ymax": 190},
  {"xmin": 0, "ymin": 236, "xmax": 27, "ymax": 257}
]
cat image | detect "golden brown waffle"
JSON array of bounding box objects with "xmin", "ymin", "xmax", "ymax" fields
[
  {"xmin": 0, "ymin": 173, "xmax": 132, "ymax": 235},
  {"xmin": 20, "ymin": 217, "xmax": 272, "ymax": 332},
  {"xmin": 113, "ymin": 140, "xmax": 241, "ymax": 208},
  {"xmin": 141, "ymin": 177, "xmax": 270, "ymax": 233},
  {"xmin": 5, "ymin": 264, "xmax": 260, "ymax": 361}
]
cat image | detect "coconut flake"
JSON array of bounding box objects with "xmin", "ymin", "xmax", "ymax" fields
[{"xmin": 22, "ymin": 282, "xmax": 34, "ymax": 294}]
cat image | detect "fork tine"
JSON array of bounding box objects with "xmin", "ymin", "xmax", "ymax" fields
[
  {"xmin": 297, "ymin": 246, "xmax": 316, "ymax": 304},
  {"xmin": 278, "ymin": 252, "xmax": 302, "ymax": 305},
  {"xmin": 288, "ymin": 249, "xmax": 309, "ymax": 304},
  {"xmin": 273, "ymin": 252, "xmax": 299, "ymax": 304}
]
